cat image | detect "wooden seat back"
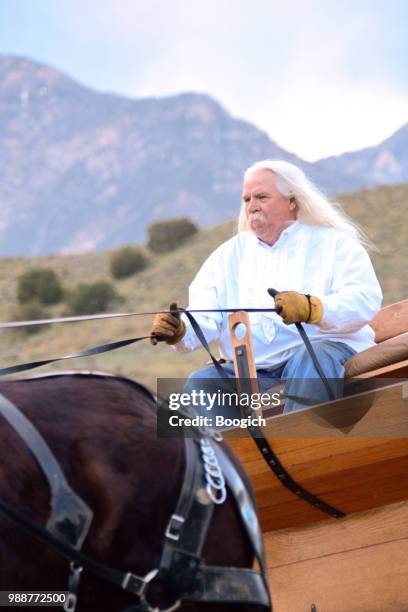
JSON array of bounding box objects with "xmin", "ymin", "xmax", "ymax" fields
[{"xmin": 371, "ymin": 300, "xmax": 408, "ymax": 343}]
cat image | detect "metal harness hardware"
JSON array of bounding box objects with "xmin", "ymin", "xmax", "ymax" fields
[
  {"xmin": 164, "ymin": 514, "xmax": 185, "ymax": 541},
  {"xmin": 200, "ymin": 438, "xmax": 227, "ymax": 504},
  {"xmin": 122, "ymin": 568, "xmax": 182, "ymax": 612}
]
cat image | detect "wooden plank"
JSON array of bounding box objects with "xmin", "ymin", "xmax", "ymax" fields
[
  {"xmin": 226, "ymin": 382, "xmax": 408, "ymax": 529},
  {"xmin": 259, "ymin": 439, "xmax": 408, "ymax": 479},
  {"xmin": 228, "ymin": 311, "xmax": 258, "ymax": 382},
  {"xmin": 268, "ymin": 538, "xmax": 408, "ymax": 611},
  {"xmin": 262, "ymin": 382, "xmax": 408, "ymax": 439},
  {"xmin": 225, "ymin": 381, "xmax": 408, "ymax": 443},
  {"xmin": 259, "ymin": 485, "xmax": 408, "ymax": 531},
  {"xmin": 257, "ymin": 457, "xmax": 408, "ymax": 531},
  {"xmin": 264, "ymin": 500, "xmax": 408, "ymax": 567},
  {"xmin": 358, "ymin": 359, "xmax": 408, "ymax": 378}
]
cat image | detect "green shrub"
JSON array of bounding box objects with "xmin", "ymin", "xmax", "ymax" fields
[
  {"xmin": 147, "ymin": 218, "xmax": 198, "ymax": 254},
  {"xmin": 14, "ymin": 300, "xmax": 49, "ymax": 335},
  {"xmin": 67, "ymin": 282, "xmax": 118, "ymax": 315},
  {"xmin": 17, "ymin": 268, "xmax": 63, "ymax": 305},
  {"xmin": 110, "ymin": 246, "xmax": 148, "ymax": 279}
]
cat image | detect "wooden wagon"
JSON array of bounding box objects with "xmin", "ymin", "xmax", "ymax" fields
[{"xmin": 225, "ymin": 300, "xmax": 408, "ymax": 611}]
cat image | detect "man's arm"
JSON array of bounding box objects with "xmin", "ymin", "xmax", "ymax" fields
[
  {"xmin": 173, "ymin": 249, "xmax": 225, "ymax": 353},
  {"xmin": 316, "ymin": 236, "xmax": 382, "ymax": 333}
]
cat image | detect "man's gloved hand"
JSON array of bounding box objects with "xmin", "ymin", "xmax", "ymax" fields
[
  {"xmin": 150, "ymin": 302, "xmax": 186, "ymax": 345},
  {"xmin": 274, "ymin": 291, "xmax": 323, "ymax": 325}
]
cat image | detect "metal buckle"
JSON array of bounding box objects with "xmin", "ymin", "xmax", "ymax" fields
[
  {"xmin": 122, "ymin": 568, "xmax": 181, "ymax": 612},
  {"xmin": 121, "ymin": 568, "xmax": 159, "ymax": 596},
  {"xmin": 165, "ymin": 514, "xmax": 185, "ymax": 541},
  {"xmin": 63, "ymin": 593, "xmax": 77, "ymax": 612}
]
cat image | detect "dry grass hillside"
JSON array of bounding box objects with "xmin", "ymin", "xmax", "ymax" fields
[{"xmin": 0, "ymin": 181, "xmax": 406, "ymax": 391}]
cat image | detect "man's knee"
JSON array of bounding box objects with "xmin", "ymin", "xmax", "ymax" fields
[
  {"xmin": 284, "ymin": 341, "xmax": 348, "ymax": 380},
  {"xmin": 187, "ymin": 367, "xmax": 211, "ymax": 381},
  {"xmin": 184, "ymin": 365, "xmax": 233, "ymax": 394}
]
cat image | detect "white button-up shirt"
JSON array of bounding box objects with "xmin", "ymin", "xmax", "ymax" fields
[{"xmin": 174, "ymin": 222, "xmax": 382, "ymax": 367}]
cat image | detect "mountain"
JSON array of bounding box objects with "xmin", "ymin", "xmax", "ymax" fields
[
  {"xmin": 1, "ymin": 55, "xmax": 407, "ymax": 257},
  {"xmin": 314, "ymin": 123, "xmax": 408, "ymax": 187},
  {"xmin": 0, "ymin": 55, "xmax": 364, "ymax": 257}
]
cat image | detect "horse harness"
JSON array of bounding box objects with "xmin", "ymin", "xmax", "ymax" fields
[{"xmin": 0, "ymin": 379, "xmax": 271, "ymax": 612}]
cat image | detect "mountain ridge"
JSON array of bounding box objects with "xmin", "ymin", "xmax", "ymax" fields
[{"xmin": 1, "ymin": 54, "xmax": 407, "ymax": 257}]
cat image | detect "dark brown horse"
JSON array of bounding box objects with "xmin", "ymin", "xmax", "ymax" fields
[{"xmin": 0, "ymin": 371, "xmax": 268, "ymax": 611}]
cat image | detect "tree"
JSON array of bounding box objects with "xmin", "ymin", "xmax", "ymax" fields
[
  {"xmin": 110, "ymin": 247, "xmax": 148, "ymax": 279},
  {"xmin": 17, "ymin": 268, "xmax": 63, "ymax": 305},
  {"xmin": 147, "ymin": 218, "xmax": 198, "ymax": 254},
  {"xmin": 67, "ymin": 282, "xmax": 118, "ymax": 315}
]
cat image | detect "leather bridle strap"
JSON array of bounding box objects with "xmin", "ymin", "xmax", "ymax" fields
[
  {"xmin": 214, "ymin": 444, "xmax": 269, "ymax": 576},
  {"xmin": 188, "ymin": 567, "xmax": 270, "ymax": 607},
  {"xmin": 0, "ymin": 498, "xmax": 146, "ymax": 595},
  {"xmin": 162, "ymin": 437, "xmax": 200, "ymax": 543},
  {"xmin": 159, "ymin": 438, "xmax": 271, "ymax": 609},
  {"xmin": 0, "ymin": 392, "xmax": 93, "ymax": 548},
  {"xmin": 160, "ymin": 437, "xmax": 215, "ymax": 574}
]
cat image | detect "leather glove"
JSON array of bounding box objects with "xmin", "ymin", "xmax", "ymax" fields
[
  {"xmin": 150, "ymin": 302, "xmax": 186, "ymax": 345},
  {"xmin": 273, "ymin": 291, "xmax": 323, "ymax": 325}
]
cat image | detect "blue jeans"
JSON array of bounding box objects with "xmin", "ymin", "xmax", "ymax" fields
[{"xmin": 183, "ymin": 340, "xmax": 355, "ymax": 419}]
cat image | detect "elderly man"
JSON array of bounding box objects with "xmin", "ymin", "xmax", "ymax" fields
[{"xmin": 150, "ymin": 160, "xmax": 382, "ymax": 414}]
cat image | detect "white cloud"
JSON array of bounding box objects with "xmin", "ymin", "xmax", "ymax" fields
[{"xmin": 257, "ymin": 83, "xmax": 408, "ymax": 160}]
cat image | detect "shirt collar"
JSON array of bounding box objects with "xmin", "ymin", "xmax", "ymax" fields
[{"xmin": 253, "ymin": 220, "xmax": 300, "ymax": 249}]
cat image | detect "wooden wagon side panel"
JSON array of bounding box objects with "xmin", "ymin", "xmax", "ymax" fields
[
  {"xmin": 265, "ymin": 500, "xmax": 408, "ymax": 611},
  {"xmin": 226, "ymin": 380, "xmax": 408, "ymax": 531}
]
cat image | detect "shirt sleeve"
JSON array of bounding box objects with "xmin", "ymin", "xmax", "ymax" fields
[
  {"xmin": 172, "ymin": 248, "xmax": 225, "ymax": 353},
  {"xmin": 317, "ymin": 236, "xmax": 383, "ymax": 333}
]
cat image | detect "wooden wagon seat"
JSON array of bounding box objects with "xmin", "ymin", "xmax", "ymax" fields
[{"xmin": 344, "ymin": 299, "xmax": 408, "ymax": 377}]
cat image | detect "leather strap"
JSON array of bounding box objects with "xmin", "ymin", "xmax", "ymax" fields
[
  {"xmin": 162, "ymin": 438, "xmax": 199, "ymax": 545},
  {"xmin": 0, "ymin": 392, "xmax": 93, "ymax": 548},
  {"xmin": 0, "ymin": 336, "xmax": 152, "ymax": 377},
  {"xmin": 160, "ymin": 439, "xmax": 214, "ymax": 571},
  {"xmin": 159, "ymin": 438, "xmax": 271, "ymax": 609},
  {"xmin": 0, "ymin": 497, "xmax": 146, "ymax": 594},
  {"xmin": 295, "ymin": 321, "xmax": 335, "ymax": 400},
  {"xmin": 190, "ymin": 566, "xmax": 270, "ymax": 607},
  {"xmin": 214, "ymin": 444, "xmax": 268, "ymax": 575}
]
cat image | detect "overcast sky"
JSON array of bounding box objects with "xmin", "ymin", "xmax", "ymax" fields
[{"xmin": 1, "ymin": 0, "xmax": 407, "ymax": 160}]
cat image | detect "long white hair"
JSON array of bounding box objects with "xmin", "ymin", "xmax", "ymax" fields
[{"xmin": 238, "ymin": 160, "xmax": 369, "ymax": 246}]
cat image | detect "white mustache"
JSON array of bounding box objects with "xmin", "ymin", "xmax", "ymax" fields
[{"xmin": 248, "ymin": 211, "xmax": 267, "ymax": 224}]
